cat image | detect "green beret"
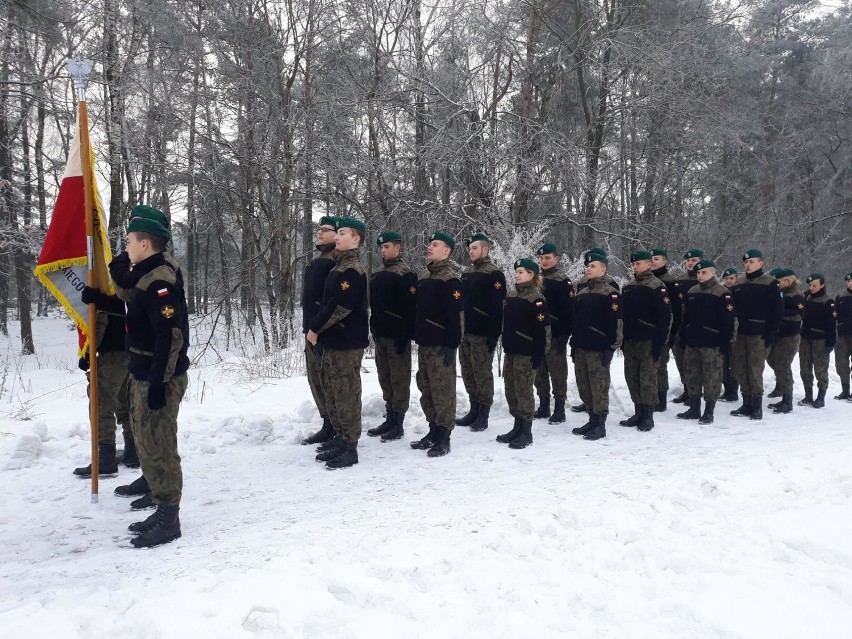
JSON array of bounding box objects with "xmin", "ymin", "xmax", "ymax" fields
[
  {"xmin": 774, "ymin": 267, "xmax": 795, "ymax": 279},
  {"xmin": 695, "ymin": 259, "xmax": 717, "ymax": 271},
  {"xmin": 806, "ymin": 273, "xmax": 826, "ymax": 284},
  {"xmin": 630, "ymin": 250, "xmax": 653, "ymax": 262},
  {"xmin": 335, "ymin": 217, "xmax": 366, "ymax": 233},
  {"xmin": 319, "ymin": 216, "xmax": 337, "ymax": 228},
  {"xmin": 742, "ymin": 248, "xmax": 763, "ymax": 260},
  {"xmin": 651, "ymin": 248, "xmax": 668, "ymax": 257},
  {"xmin": 464, "ymin": 232, "xmax": 491, "ymax": 247},
  {"xmin": 129, "ymin": 205, "xmax": 170, "ymax": 229},
  {"xmin": 537, "ymin": 242, "xmax": 558, "ymax": 256},
  {"xmin": 514, "ymin": 257, "xmax": 540, "ymax": 275},
  {"xmin": 584, "ymin": 252, "xmax": 608, "ymax": 266},
  {"xmin": 722, "ymin": 267, "xmax": 738, "ymax": 278},
  {"xmin": 846, "ymin": 271, "xmax": 852, "ymax": 282},
  {"xmin": 584, "ymin": 248, "xmax": 607, "ymax": 261},
  {"xmin": 127, "ymin": 217, "xmax": 170, "ymax": 242},
  {"xmin": 683, "ymin": 248, "xmax": 704, "ymax": 259},
  {"xmin": 429, "ymin": 231, "xmax": 455, "ymax": 250},
  {"xmin": 376, "ymin": 230, "xmax": 402, "ymax": 246}
]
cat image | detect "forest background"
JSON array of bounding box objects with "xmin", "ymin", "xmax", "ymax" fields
[{"xmin": 1, "ymin": 0, "xmax": 850, "ymax": 357}]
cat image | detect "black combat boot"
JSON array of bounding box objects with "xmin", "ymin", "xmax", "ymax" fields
[
  {"xmin": 637, "ymin": 405, "xmax": 655, "ymax": 432},
  {"xmin": 730, "ymin": 394, "xmax": 753, "ymax": 417},
  {"xmin": 583, "ymin": 414, "xmax": 607, "ymax": 440},
  {"xmin": 654, "ymin": 390, "xmax": 667, "ymax": 412},
  {"xmin": 131, "ymin": 504, "xmax": 181, "ymax": 548},
  {"xmin": 548, "ymin": 399, "xmax": 566, "ymax": 424},
  {"xmin": 410, "ymin": 422, "xmax": 439, "ymax": 450},
  {"xmin": 772, "ymin": 394, "xmax": 793, "ymax": 414},
  {"xmin": 572, "ymin": 415, "xmax": 594, "ymax": 436},
  {"xmin": 797, "ymin": 388, "xmax": 813, "ymax": 406},
  {"xmin": 677, "ymin": 398, "xmax": 701, "ymax": 420},
  {"xmin": 508, "ymin": 420, "xmax": 533, "ymax": 449},
  {"xmin": 469, "ymin": 404, "xmax": 491, "ymax": 432},
  {"xmin": 73, "ymin": 443, "xmax": 119, "ymax": 477},
  {"xmin": 128, "ymin": 507, "xmax": 161, "ymax": 534},
  {"xmin": 533, "ymin": 397, "xmax": 551, "ymax": 419},
  {"xmin": 115, "ymin": 475, "xmax": 149, "ymax": 497},
  {"xmin": 315, "ymin": 436, "xmax": 347, "ymax": 462},
  {"xmin": 326, "ymin": 442, "xmax": 359, "ymax": 469},
  {"xmin": 427, "ymin": 427, "xmax": 451, "ymax": 457},
  {"xmin": 496, "ymin": 418, "xmax": 522, "ymax": 443},
  {"xmin": 619, "ymin": 404, "xmax": 643, "ymax": 427},
  {"xmin": 302, "ymin": 418, "xmax": 333, "ymax": 445},
  {"xmin": 455, "ymin": 401, "xmax": 480, "ymax": 426},
  {"xmin": 570, "ymin": 402, "xmax": 587, "ymax": 413},
  {"xmin": 750, "ymin": 395, "xmax": 763, "ymax": 420},
  {"xmin": 720, "ymin": 383, "xmax": 739, "ymax": 403},
  {"xmin": 672, "ymin": 390, "xmax": 689, "ymax": 404},
  {"xmin": 131, "ymin": 493, "xmax": 155, "ymax": 510},
  {"xmin": 120, "ymin": 435, "xmax": 140, "ymax": 468},
  {"xmin": 316, "ymin": 433, "xmax": 342, "ymax": 452},
  {"xmin": 812, "ymin": 389, "xmax": 826, "ymax": 409},
  {"xmin": 367, "ymin": 409, "xmax": 395, "ymax": 437},
  {"xmin": 835, "ymin": 384, "xmax": 850, "ymax": 400},
  {"xmin": 381, "ymin": 411, "xmax": 405, "ymax": 442},
  {"xmin": 767, "ymin": 385, "xmax": 781, "ymax": 399},
  {"xmin": 698, "ymin": 401, "xmax": 715, "ymax": 424}
]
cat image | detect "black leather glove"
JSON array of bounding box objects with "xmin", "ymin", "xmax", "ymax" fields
[
  {"xmin": 78, "ymin": 357, "xmax": 90, "ymax": 372},
  {"xmin": 81, "ymin": 286, "xmax": 100, "ymax": 305},
  {"xmin": 394, "ymin": 339, "xmax": 407, "ymax": 355},
  {"xmin": 600, "ymin": 350, "xmax": 614, "ymax": 367},
  {"xmin": 531, "ymin": 354, "xmax": 543, "ymax": 370},
  {"xmin": 667, "ymin": 334, "xmax": 676, "ymax": 349},
  {"xmin": 826, "ymin": 344, "xmax": 834, "ymax": 356},
  {"xmin": 763, "ymin": 333, "xmax": 777, "ymax": 349},
  {"xmin": 442, "ymin": 347, "xmax": 456, "ymax": 367},
  {"xmin": 651, "ymin": 343, "xmax": 663, "ymax": 361},
  {"xmin": 147, "ymin": 383, "xmax": 167, "ymax": 411},
  {"xmin": 486, "ymin": 336, "xmax": 498, "ymax": 352}
]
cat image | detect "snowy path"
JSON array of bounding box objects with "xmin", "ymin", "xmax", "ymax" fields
[{"xmin": 2, "ymin": 318, "xmax": 852, "ymax": 638}]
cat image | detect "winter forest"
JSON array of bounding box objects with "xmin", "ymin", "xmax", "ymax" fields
[{"xmin": 1, "ymin": 0, "xmax": 851, "ymax": 356}]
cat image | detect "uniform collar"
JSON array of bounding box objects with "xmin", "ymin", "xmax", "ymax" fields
[
  {"xmin": 541, "ymin": 266, "xmax": 559, "ymax": 276},
  {"xmin": 471, "ymin": 255, "xmax": 492, "ymax": 269},
  {"xmin": 383, "ymin": 256, "xmax": 403, "ymax": 268},
  {"xmin": 746, "ymin": 268, "xmax": 763, "ymax": 280},
  {"xmin": 810, "ymin": 287, "xmax": 826, "ymax": 299},
  {"xmin": 427, "ymin": 258, "xmax": 451, "ymax": 273},
  {"xmin": 652, "ymin": 265, "xmax": 668, "ymax": 278},
  {"xmin": 635, "ymin": 270, "xmax": 654, "ymax": 282},
  {"xmin": 699, "ymin": 276, "xmax": 718, "ymax": 289},
  {"xmin": 334, "ymin": 248, "xmax": 360, "ymax": 264},
  {"xmin": 131, "ymin": 252, "xmax": 167, "ymax": 277},
  {"xmin": 316, "ymin": 242, "xmax": 335, "ymax": 255}
]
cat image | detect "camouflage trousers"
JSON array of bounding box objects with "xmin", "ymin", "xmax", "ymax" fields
[
  {"xmin": 305, "ymin": 338, "xmax": 328, "ymax": 418},
  {"xmin": 673, "ymin": 341, "xmax": 687, "ymax": 387},
  {"xmin": 767, "ymin": 335, "xmax": 800, "ymax": 395},
  {"xmin": 87, "ymin": 350, "xmax": 131, "ymax": 445},
  {"xmin": 574, "ymin": 349, "xmax": 611, "ymax": 416},
  {"xmin": 799, "ymin": 338, "xmax": 830, "ymax": 391},
  {"xmin": 656, "ymin": 346, "xmax": 672, "ymax": 393},
  {"xmin": 417, "ymin": 345, "xmax": 456, "ymax": 430},
  {"xmin": 623, "ymin": 339, "xmax": 660, "ymax": 405},
  {"xmin": 459, "ymin": 334, "xmax": 495, "ymax": 406},
  {"xmin": 836, "ymin": 335, "xmax": 852, "ymax": 387},
  {"xmin": 733, "ymin": 334, "xmax": 768, "ymax": 396},
  {"xmin": 684, "ymin": 346, "xmax": 723, "ymax": 402},
  {"xmin": 504, "ymin": 354, "xmax": 536, "ymax": 421},
  {"xmin": 320, "ymin": 347, "xmax": 364, "ymax": 444},
  {"xmin": 129, "ymin": 374, "xmax": 188, "ymax": 507},
  {"xmin": 534, "ymin": 337, "xmax": 569, "ymax": 401},
  {"xmin": 375, "ymin": 336, "xmax": 411, "ymax": 413}
]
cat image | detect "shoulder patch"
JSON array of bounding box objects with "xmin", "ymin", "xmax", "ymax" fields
[
  {"xmin": 452, "ymin": 290, "xmax": 461, "ymax": 300},
  {"xmin": 160, "ymin": 305, "xmax": 175, "ymax": 319},
  {"xmin": 726, "ymin": 304, "xmax": 734, "ymax": 312},
  {"xmin": 537, "ymin": 313, "xmax": 545, "ymax": 321},
  {"xmin": 409, "ymin": 286, "xmax": 416, "ymax": 295},
  {"xmin": 340, "ymin": 281, "xmax": 350, "ymax": 291},
  {"xmin": 157, "ymin": 288, "xmax": 169, "ymax": 297},
  {"xmin": 494, "ymin": 281, "xmax": 502, "ymax": 289},
  {"xmin": 535, "ymin": 300, "xmax": 544, "ymax": 307}
]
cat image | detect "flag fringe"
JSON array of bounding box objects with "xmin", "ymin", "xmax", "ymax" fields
[{"xmin": 33, "ymin": 259, "xmax": 91, "ymax": 357}]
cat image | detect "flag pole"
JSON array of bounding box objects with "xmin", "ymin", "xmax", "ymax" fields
[{"xmin": 69, "ymin": 59, "xmax": 99, "ymax": 504}]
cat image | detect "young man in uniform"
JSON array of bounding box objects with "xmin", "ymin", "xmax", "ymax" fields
[
  {"xmin": 301, "ymin": 216, "xmax": 338, "ymax": 445},
  {"xmin": 619, "ymin": 250, "xmax": 672, "ymax": 432},
  {"xmin": 411, "ymin": 232, "xmax": 464, "ymax": 457},
  {"xmin": 650, "ymin": 248, "xmax": 680, "ymax": 412},
  {"xmin": 730, "ymin": 249, "xmax": 783, "ymax": 420},
  {"xmin": 114, "ymin": 215, "xmax": 190, "ymax": 548},
  {"xmin": 719, "ymin": 267, "xmax": 739, "ymax": 402},
  {"xmin": 307, "ymin": 218, "xmax": 369, "ymax": 469},
  {"xmin": 671, "ymin": 248, "xmax": 704, "ymax": 404},
  {"xmin": 570, "ymin": 252, "xmax": 622, "ymax": 441},
  {"xmin": 456, "ymin": 233, "xmax": 506, "ymax": 432},
  {"xmin": 798, "ymin": 273, "xmax": 837, "ymax": 409},
  {"xmin": 367, "ymin": 231, "xmax": 417, "ymax": 441},
  {"xmin": 533, "ymin": 242, "xmax": 574, "ymax": 424},
  {"xmin": 766, "ymin": 268, "xmax": 804, "ymax": 414},
  {"xmin": 835, "ymin": 272, "xmax": 852, "ymax": 401}
]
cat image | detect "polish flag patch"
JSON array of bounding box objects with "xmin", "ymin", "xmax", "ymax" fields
[
  {"xmin": 536, "ymin": 301, "xmax": 544, "ymax": 307},
  {"xmin": 157, "ymin": 288, "xmax": 169, "ymax": 297}
]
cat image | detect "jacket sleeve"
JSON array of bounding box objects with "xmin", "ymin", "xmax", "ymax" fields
[
  {"xmin": 145, "ymin": 280, "xmax": 185, "ymax": 384},
  {"xmin": 765, "ymin": 279, "xmax": 783, "ymax": 340},
  {"xmin": 562, "ymin": 279, "xmax": 575, "ymax": 337},
  {"xmin": 490, "ymin": 270, "xmax": 507, "ymax": 339},
  {"xmin": 532, "ymin": 297, "xmax": 550, "ymax": 357},
  {"xmin": 607, "ymin": 292, "xmax": 623, "ymax": 350},
  {"xmin": 827, "ymin": 299, "xmax": 838, "ymax": 349},
  {"xmin": 669, "ymin": 282, "xmax": 683, "ymax": 336},
  {"xmin": 654, "ymin": 286, "xmax": 673, "ymax": 349},
  {"xmin": 402, "ymin": 271, "xmax": 418, "ymax": 341},
  {"xmin": 721, "ymin": 292, "xmax": 736, "ymax": 347},
  {"xmin": 443, "ymin": 277, "xmax": 464, "ymax": 348}
]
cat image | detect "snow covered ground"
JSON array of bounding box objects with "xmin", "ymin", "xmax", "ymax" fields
[{"xmin": 2, "ymin": 316, "xmax": 852, "ymax": 638}]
